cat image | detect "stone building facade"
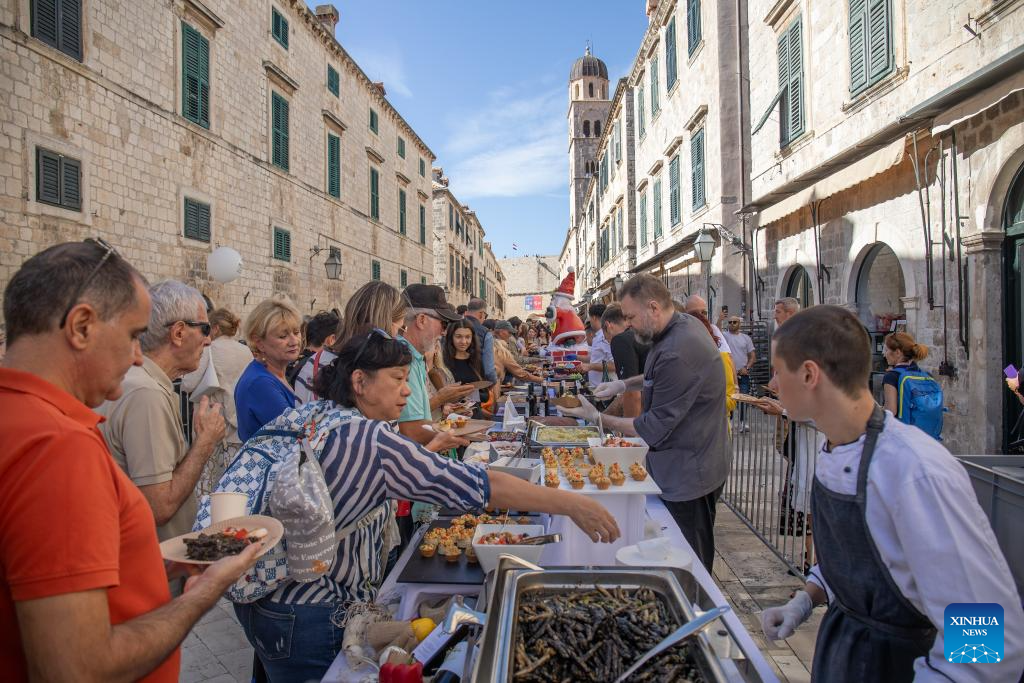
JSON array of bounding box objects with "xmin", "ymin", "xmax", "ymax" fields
[
  {"xmin": 0, "ymin": 0, "xmax": 435, "ymax": 320},
  {"xmin": 745, "ymin": 0, "xmax": 1024, "ymax": 453},
  {"xmin": 499, "ymin": 255, "xmax": 561, "ymax": 322},
  {"xmin": 430, "ymin": 167, "xmax": 504, "ymax": 312}
]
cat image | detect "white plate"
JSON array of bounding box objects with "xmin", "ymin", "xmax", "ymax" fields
[
  {"xmin": 160, "ymin": 515, "xmax": 283, "ymax": 565},
  {"xmin": 616, "ymin": 543, "xmax": 694, "ymax": 570},
  {"xmin": 541, "ymin": 463, "xmax": 662, "ymax": 496}
]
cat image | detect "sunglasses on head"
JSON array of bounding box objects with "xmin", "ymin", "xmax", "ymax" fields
[
  {"xmin": 352, "ymin": 327, "xmax": 395, "ymax": 367},
  {"xmin": 60, "ymin": 237, "xmax": 120, "ymax": 328}
]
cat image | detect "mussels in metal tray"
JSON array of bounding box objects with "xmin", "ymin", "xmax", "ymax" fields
[{"xmin": 513, "ymin": 586, "xmax": 706, "ymax": 682}]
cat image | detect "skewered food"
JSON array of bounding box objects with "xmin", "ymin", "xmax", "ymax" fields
[{"xmin": 183, "ymin": 527, "xmax": 267, "ymax": 561}]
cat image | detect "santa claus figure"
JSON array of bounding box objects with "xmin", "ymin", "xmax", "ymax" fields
[{"xmin": 545, "ymin": 267, "xmax": 589, "ymax": 358}]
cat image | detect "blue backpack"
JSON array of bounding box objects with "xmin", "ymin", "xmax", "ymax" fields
[{"xmin": 892, "ymin": 366, "xmax": 944, "ymax": 440}]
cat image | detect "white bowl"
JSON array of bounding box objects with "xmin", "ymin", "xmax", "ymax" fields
[
  {"xmin": 587, "ymin": 437, "xmax": 649, "ymax": 469},
  {"xmin": 471, "ymin": 524, "xmax": 546, "ymax": 574},
  {"xmin": 488, "ymin": 456, "xmax": 541, "ymax": 483}
]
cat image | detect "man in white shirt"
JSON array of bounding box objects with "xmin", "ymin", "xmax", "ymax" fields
[
  {"xmin": 760, "ymin": 305, "xmax": 1023, "ymax": 683},
  {"xmin": 583, "ymin": 303, "xmax": 616, "ymax": 386}
]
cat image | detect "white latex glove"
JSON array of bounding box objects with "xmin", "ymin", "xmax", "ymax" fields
[
  {"xmin": 593, "ymin": 379, "xmax": 627, "ymax": 400},
  {"xmin": 761, "ymin": 590, "xmax": 813, "ymax": 641},
  {"xmin": 557, "ymin": 395, "xmax": 600, "ymax": 423}
]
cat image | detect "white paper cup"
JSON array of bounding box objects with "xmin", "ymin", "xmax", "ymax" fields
[
  {"xmin": 210, "ymin": 492, "xmax": 249, "ymax": 523},
  {"xmin": 637, "ymin": 537, "xmax": 671, "ymax": 560}
]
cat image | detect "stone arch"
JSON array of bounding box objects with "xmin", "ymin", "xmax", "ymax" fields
[
  {"xmin": 779, "ymin": 264, "xmax": 815, "ymax": 308},
  {"xmin": 848, "ymin": 242, "xmax": 907, "ymax": 330}
]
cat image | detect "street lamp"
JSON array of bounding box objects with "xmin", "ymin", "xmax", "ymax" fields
[
  {"xmin": 324, "ymin": 247, "xmax": 343, "ymax": 280},
  {"xmin": 694, "ymin": 229, "xmax": 716, "ymax": 263}
]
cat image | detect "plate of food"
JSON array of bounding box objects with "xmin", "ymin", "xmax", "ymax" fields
[
  {"xmin": 587, "ymin": 436, "xmax": 649, "ymax": 468},
  {"xmin": 432, "ymin": 416, "xmax": 494, "ymax": 436},
  {"xmin": 160, "ymin": 515, "xmax": 283, "ymax": 565},
  {"xmin": 468, "ymin": 379, "xmax": 494, "ymax": 390},
  {"xmin": 550, "ymin": 394, "xmax": 582, "ymax": 409}
]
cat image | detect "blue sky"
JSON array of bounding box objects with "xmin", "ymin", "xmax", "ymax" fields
[{"xmin": 332, "ymin": 1, "xmax": 649, "ymax": 259}]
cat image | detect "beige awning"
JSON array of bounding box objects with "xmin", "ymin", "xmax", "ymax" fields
[
  {"xmin": 932, "ymin": 70, "xmax": 1024, "ymax": 135},
  {"xmin": 757, "ymin": 136, "xmax": 908, "ymax": 226}
]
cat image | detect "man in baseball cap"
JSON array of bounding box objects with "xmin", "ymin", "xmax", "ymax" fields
[{"xmin": 401, "ymin": 284, "xmax": 463, "ymax": 323}]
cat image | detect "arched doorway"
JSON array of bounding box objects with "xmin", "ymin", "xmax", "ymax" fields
[
  {"xmin": 784, "ymin": 265, "xmax": 814, "ymax": 309},
  {"xmin": 1003, "ymin": 162, "xmax": 1024, "ymax": 450},
  {"xmin": 855, "ymin": 243, "xmax": 906, "ymax": 332}
]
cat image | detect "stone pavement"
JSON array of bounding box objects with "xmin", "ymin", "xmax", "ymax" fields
[{"xmin": 181, "ymin": 505, "xmax": 819, "ymax": 682}]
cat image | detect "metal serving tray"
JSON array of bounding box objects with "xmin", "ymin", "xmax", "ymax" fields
[
  {"xmin": 527, "ymin": 420, "xmax": 602, "ymax": 448},
  {"xmin": 473, "ymin": 567, "xmax": 730, "ymax": 683}
]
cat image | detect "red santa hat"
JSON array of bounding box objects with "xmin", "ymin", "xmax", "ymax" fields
[{"xmin": 554, "ymin": 267, "xmax": 576, "ymax": 298}]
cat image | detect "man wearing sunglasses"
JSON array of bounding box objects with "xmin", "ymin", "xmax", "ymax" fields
[
  {"xmin": 98, "ymin": 281, "xmax": 226, "ymax": 561},
  {"xmin": 1, "ymin": 242, "xmax": 258, "ymax": 682}
]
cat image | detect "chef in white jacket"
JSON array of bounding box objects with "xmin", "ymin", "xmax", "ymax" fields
[{"xmin": 759, "ymin": 305, "xmax": 1023, "ymax": 683}]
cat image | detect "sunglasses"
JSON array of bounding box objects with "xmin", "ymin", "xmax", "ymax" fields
[
  {"xmin": 59, "ymin": 237, "xmax": 119, "ymax": 328},
  {"xmin": 165, "ymin": 320, "xmax": 212, "ymax": 337},
  {"xmin": 352, "ymin": 327, "xmax": 395, "ymax": 367}
]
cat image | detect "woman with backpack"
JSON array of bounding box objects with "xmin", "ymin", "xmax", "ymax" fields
[
  {"xmin": 882, "ymin": 332, "xmax": 944, "ymax": 439},
  {"xmin": 229, "ymin": 330, "xmax": 620, "ymax": 681}
]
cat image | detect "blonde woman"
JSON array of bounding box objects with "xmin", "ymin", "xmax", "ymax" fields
[{"xmin": 235, "ymin": 298, "xmax": 303, "ymax": 441}]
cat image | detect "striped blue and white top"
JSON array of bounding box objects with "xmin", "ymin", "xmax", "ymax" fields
[{"xmin": 270, "ymin": 416, "xmax": 490, "ymax": 607}]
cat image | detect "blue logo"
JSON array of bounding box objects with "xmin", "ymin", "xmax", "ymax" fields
[{"xmin": 945, "ymin": 603, "xmax": 1003, "ymax": 663}]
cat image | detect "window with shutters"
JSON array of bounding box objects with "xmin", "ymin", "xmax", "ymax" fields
[
  {"xmin": 617, "ymin": 206, "xmax": 624, "ymax": 251},
  {"xmin": 272, "ymin": 227, "xmax": 291, "ymax": 261},
  {"xmin": 449, "ymin": 254, "xmax": 454, "ymax": 285},
  {"xmin": 639, "ymin": 189, "xmax": 648, "ymax": 247},
  {"xmin": 669, "ymin": 156, "xmax": 681, "ymax": 226},
  {"xmin": 479, "ymin": 276, "xmax": 486, "ymax": 300},
  {"xmin": 419, "ymin": 158, "xmax": 426, "ymax": 177},
  {"xmin": 665, "ymin": 18, "xmax": 678, "ymax": 91},
  {"xmin": 687, "ymin": 0, "xmax": 702, "ymax": 56},
  {"xmin": 369, "ymin": 108, "xmax": 379, "ymax": 134},
  {"xmin": 419, "ymin": 205, "xmax": 426, "ymax": 244},
  {"xmin": 401, "ymin": 270, "xmax": 408, "ymax": 288},
  {"xmin": 327, "ymin": 64, "xmax": 339, "ymax": 96},
  {"xmin": 397, "ymin": 136, "xmax": 406, "ymax": 158},
  {"xmin": 271, "ymin": 92, "xmax": 289, "ymax": 171},
  {"xmin": 31, "ymin": 0, "xmax": 82, "ymax": 61},
  {"xmin": 181, "ymin": 23, "xmax": 210, "ymax": 128},
  {"xmin": 183, "ymin": 198, "xmax": 211, "ymax": 242},
  {"xmin": 637, "ymin": 84, "xmax": 646, "ymax": 138},
  {"xmin": 369, "ymin": 167, "xmax": 380, "ymax": 220},
  {"xmin": 849, "ymin": 0, "xmax": 893, "ymax": 95},
  {"xmin": 399, "ymin": 189, "xmax": 407, "ymax": 235},
  {"xmin": 650, "ymin": 57, "xmax": 661, "ymax": 118},
  {"xmin": 614, "ymin": 120, "xmax": 622, "ymax": 164},
  {"xmin": 691, "ymin": 128, "xmax": 706, "ymax": 210},
  {"xmin": 372, "ymin": 260, "xmax": 381, "ymax": 281},
  {"xmin": 35, "ymin": 147, "xmax": 81, "ymax": 211},
  {"xmin": 327, "ymin": 133, "xmax": 341, "ymax": 198},
  {"xmin": 653, "ymin": 177, "xmax": 663, "ymax": 238},
  {"xmin": 271, "ymin": 8, "xmax": 288, "ymax": 48},
  {"xmin": 777, "ymin": 18, "xmax": 805, "ymax": 147}
]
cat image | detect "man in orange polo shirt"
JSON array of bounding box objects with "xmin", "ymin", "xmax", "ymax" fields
[{"xmin": 0, "ymin": 240, "xmax": 260, "ymax": 681}]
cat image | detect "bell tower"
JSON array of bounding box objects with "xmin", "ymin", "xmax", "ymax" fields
[{"xmin": 568, "ymin": 44, "xmax": 611, "ymax": 234}]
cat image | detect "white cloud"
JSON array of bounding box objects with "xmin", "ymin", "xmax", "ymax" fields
[{"xmin": 444, "ymin": 83, "xmax": 568, "ymax": 199}]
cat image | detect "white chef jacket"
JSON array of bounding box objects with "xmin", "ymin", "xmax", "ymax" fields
[
  {"xmin": 806, "ymin": 412, "xmax": 1024, "ymax": 682},
  {"xmin": 587, "ymin": 329, "xmax": 616, "ymax": 386}
]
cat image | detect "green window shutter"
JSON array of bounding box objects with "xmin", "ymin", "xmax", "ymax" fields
[
  {"xmin": 448, "ymin": 204, "xmax": 453, "ymax": 227},
  {"xmin": 399, "ymin": 189, "xmax": 407, "ymax": 235},
  {"xmin": 271, "ymin": 92, "xmax": 289, "ymax": 171},
  {"xmin": 637, "ymin": 84, "xmax": 646, "ymax": 137},
  {"xmin": 372, "ymin": 260, "xmax": 381, "ymax": 280},
  {"xmin": 397, "ymin": 137, "xmax": 406, "ymax": 158},
  {"xmin": 691, "ymin": 129, "xmax": 706, "ymax": 210},
  {"xmin": 327, "ymin": 64, "xmax": 339, "ymax": 96},
  {"xmin": 669, "ymin": 156, "xmax": 681, "ymax": 226},
  {"xmin": 421, "ymin": 276, "xmax": 427, "ymax": 285},
  {"xmin": 369, "ymin": 108, "xmax": 378, "ymax": 134},
  {"xmin": 867, "ymin": 0, "xmax": 893, "ymax": 85},
  {"xmin": 271, "ymin": 8, "xmax": 288, "ymax": 48},
  {"xmin": 419, "ymin": 158, "xmax": 426, "ymax": 177},
  {"xmin": 639, "ymin": 190, "xmax": 648, "ymax": 247},
  {"xmin": 650, "ymin": 56, "xmax": 660, "ymax": 115},
  {"xmin": 181, "ymin": 23, "xmax": 209, "ymax": 128},
  {"xmin": 615, "ymin": 121, "xmax": 622, "ymax": 162},
  {"xmin": 183, "ymin": 198, "xmax": 211, "ymax": 242},
  {"xmin": 401, "ymin": 270, "xmax": 408, "ymax": 288},
  {"xmin": 369, "ymin": 167, "xmax": 380, "ymax": 220},
  {"xmin": 687, "ymin": 0, "xmax": 702, "ymax": 56},
  {"xmin": 665, "ymin": 18, "xmax": 678, "ymax": 90},
  {"xmin": 33, "ymin": 0, "xmax": 82, "ymax": 60},
  {"xmin": 849, "ymin": 0, "xmax": 868, "ymax": 94},
  {"xmin": 32, "ymin": 0, "xmax": 59, "ymax": 50},
  {"xmin": 273, "ymin": 227, "xmax": 291, "ymax": 261},
  {"xmin": 617, "ymin": 206, "xmax": 624, "ymax": 250},
  {"xmin": 419, "ymin": 205, "xmax": 426, "ymax": 244},
  {"xmin": 779, "ymin": 19, "xmax": 805, "ymax": 145},
  {"xmin": 36, "ymin": 148, "xmax": 61, "ymax": 206},
  {"xmin": 653, "ymin": 178, "xmax": 663, "ymax": 238},
  {"xmin": 327, "ymin": 133, "xmax": 341, "ymax": 198}
]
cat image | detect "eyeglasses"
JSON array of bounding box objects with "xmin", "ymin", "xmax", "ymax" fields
[
  {"xmin": 59, "ymin": 237, "xmax": 119, "ymax": 328},
  {"xmin": 166, "ymin": 320, "xmax": 212, "ymax": 337},
  {"xmin": 352, "ymin": 327, "xmax": 394, "ymax": 367}
]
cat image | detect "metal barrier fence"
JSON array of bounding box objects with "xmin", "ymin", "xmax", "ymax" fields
[{"xmin": 723, "ymin": 402, "xmax": 821, "ymax": 576}]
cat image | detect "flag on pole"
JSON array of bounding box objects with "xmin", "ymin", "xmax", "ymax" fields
[{"xmin": 512, "ymin": 243, "xmax": 519, "ymax": 251}]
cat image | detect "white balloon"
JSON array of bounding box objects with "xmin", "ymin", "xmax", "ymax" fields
[{"xmin": 207, "ymin": 247, "xmax": 243, "ymax": 283}]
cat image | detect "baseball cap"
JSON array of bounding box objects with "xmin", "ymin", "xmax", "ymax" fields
[
  {"xmin": 402, "ymin": 284, "xmax": 462, "ymax": 322},
  {"xmin": 495, "ymin": 320, "xmax": 515, "ymax": 332}
]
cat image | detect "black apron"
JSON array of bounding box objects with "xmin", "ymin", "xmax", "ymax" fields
[{"xmin": 810, "ymin": 405, "xmax": 936, "ymax": 683}]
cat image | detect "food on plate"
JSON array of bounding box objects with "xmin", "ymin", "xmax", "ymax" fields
[
  {"xmin": 465, "ymin": 545, "xmax": 478, "ymax": 564},
  {"xmin": 535, "ymin": 426, "xmax": 601, "ymax": 444},
  {"xmin": 602, "ymin": 436, "xmax": 642, "ymax": 447},
  {"xmin": 551, "ymin": 395, "xmax": 582, "ymax": 408},
  {"xmin": 567, "ymin": 470, "xmax": 584, "ymax": 490},
  {"xmin": 440, "ymin": 543, "xmax": 461, "ymax": 562},
  {"xmin": 488, "ymin": 431, "xmax": 522, "ymax": 442},
  {"xmin": 544, "ymin": 471, "xmax": 561, "ymax": 488},
  {"xmin": 609, "ymin": 463, "xmax": 626, "ymax": 486},
  {"xmin": 540, "ymin": 446, "xmax": 555, "ymax": 458},
  {"xmin": 419, "ymin": 543, "xmax": 436, "ymax": 558},
  {"xmin": 571, "ymin": 446, "xmax": 585, "ymax": 458},
  {"xmin": 477, "ymin": 513, "xmax": 493, "ymax": 524},
  {"xmin": 588, "ymin": 464, "xmax": 606, "ymax": 481},
  {"xmin": 183, "ymin": 527, "xmax": 267, "ymax": 561},
  {"xmin": 594, "ymin": 476, "xmax": 611, "ymax": 490},
  {"xmin": 629, "ymin": 462, "xmax": 649, "ymax": 481},
  {"xmin": 517, "ymin": 515, "xmax": 532, "ymax": 525},
  {"xmin": 477, "ymin": 531, "xmax": 532, "ymax": 545},
  {"xmin": 456, "ymin": 528, "xmax": 474, "ymax": 549}
]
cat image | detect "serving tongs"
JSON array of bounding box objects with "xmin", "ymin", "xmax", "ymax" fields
[
  {"xmin": 613, "ymin": 605, "xmax": 732, "ymax": 683},
  {"xmin": 516, "ymin": 532, "xmax": 561, "ymax": 546}
]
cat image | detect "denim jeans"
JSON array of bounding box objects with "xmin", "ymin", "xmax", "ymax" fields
[
  {"xmin": 233, "ymin": 598, "xmax": 343, "ymax": 683},
  {"xmin": 737, "ymin": 374, "xmax": 751, "ymax": 421}
]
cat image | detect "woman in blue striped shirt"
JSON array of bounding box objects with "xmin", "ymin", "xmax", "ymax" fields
[{"xmin": 234, "ymin": 329, "xmax": 620, "ymax": 682}]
